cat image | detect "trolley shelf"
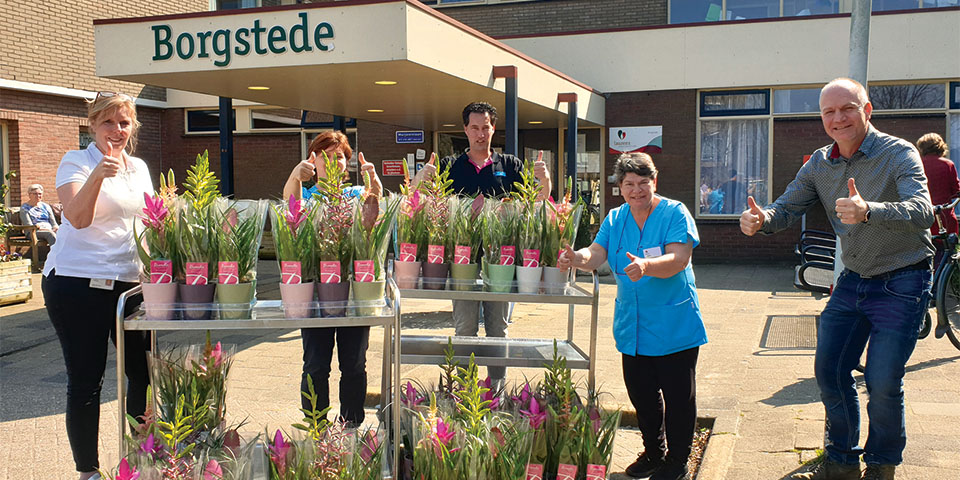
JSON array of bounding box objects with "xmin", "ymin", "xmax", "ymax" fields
[
  {"xmin": 400, "ymin": 335, "xmax": 590, "ymax": 369},
  {"xmin": 399, "ymin": 283, "xmax": 594, "ymax": 304}
]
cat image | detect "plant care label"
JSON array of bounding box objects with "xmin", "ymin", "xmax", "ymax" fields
[
  {"xmin": 150, "ymin": 260, "xmax": 173, "ymax": 284},
  {"xmin": 427, "ymin": 245, "xmax": 444, "ymax": 264},
  {"xmin": 320, "ymin": 261, "xmax": 341, "ymax": 284},
  {"xmin": 280, "ymin": 261, "xmax": 302, "ymax": 285},
  {"xmin": 185, "ymin": 262, "xmax": 209, "ymax": 285},
  {"xmin": 354, "ymin": 260, "xmax": 375, "ymax": 282},
  {"xmin": 586, "ymin": 465, "xmax": 607, "ymax": 480},
  {"xmin": 454, "ymin": 245, "xmax": 471, "ymax": 264},
  {"xmin": 218, "ymin": 261, "xmax": 239, "ymax": 285},
  {"xmin": 399, "ymin": 243, "xmax": 417, "ymax": 262},
  {"xmin": 524, "ymin": 464, "xmax": 544, "ymax": 480},
  {"xmin": 522, "ymin": 249, "xmax": 540, "ymax": 268},
  {"xmin": 499, "ymin": 245, "xmax": 516, "ymax": 266},
  {"xmin": 556, "ymin": 464, "xmax": 578, "ymax": 480}
]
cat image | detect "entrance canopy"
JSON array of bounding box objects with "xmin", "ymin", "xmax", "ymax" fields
[{"xmin": 94, "ymin": 0, "xmax": 604, "ymax": 129}]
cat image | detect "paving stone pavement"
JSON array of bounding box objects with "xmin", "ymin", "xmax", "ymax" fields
[{"xmin": 2, "ymin": 262, "xmax": 959, "ymax": 479}]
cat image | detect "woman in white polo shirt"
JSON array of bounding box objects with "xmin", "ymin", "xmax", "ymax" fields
[{"xmin": 41, "ymin": 92, "xmax": 154, "ymax": 480}]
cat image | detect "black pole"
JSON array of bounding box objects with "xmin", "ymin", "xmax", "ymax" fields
[
  {"xmin": 218, "ymin": 96, "xmax": 234, "ymax": 196},
  {"xmin": 333, "ymin": 115, "xmax": 346, "ymax": 132},
  {"xmin": 505, "ymin": 76, "xmax": 518, "ymax": 156},
  {"xmin": 566, "ymin": 100, "xmax": 578, "ymax": 202}
]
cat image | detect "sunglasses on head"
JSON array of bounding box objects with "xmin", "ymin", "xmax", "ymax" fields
[{"xmin": 95, "ymin": 91, "xmax": 134, "ymax": 103}]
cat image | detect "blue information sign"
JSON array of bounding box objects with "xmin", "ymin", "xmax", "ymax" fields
[{"xmin": 396, "ymin": 130, "xmax": 424, "ymax": 144}]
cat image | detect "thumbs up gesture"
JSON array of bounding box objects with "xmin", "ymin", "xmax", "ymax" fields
[
  {"xmin": 739, "ymin": 196, "xmax": 765, "ymax": 236},
  {"xmin": 557, "ymin": 244, "xmax": 578, "ymax": 272},
  {"xmin": 623, "ymin": 252, "xmax": 647, "ymax": 282},
  {"xmin": 292, "ymin": 152, "xmax": 318, "ymax": 182},
  {"xmin": 95, "ymin": 141, "xmax": 123, "ymax": 180},
  {"xmin": 358, "ymin": 152, "xmax": 384, "ymax": 198},
  {"xmin": 835, "ymin": 178, "xmax": 867, "ymax": 224}
]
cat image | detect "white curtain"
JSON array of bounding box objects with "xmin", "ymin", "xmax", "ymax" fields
[{"xmin": 700, "ymin": 118, "xmax": 769, "ymax": 215}]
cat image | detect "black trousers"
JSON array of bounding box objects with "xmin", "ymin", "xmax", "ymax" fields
[
  {"xmin": 622, "ymin": 346, "xmax": 700, "ymax": 463},
  {"xmin": 42, "ymin": 271, "xmax": 151, "ymax": 472},
  {"xmin": 300, "ymin": 326, "xmax": 370, "ymax": 425}
]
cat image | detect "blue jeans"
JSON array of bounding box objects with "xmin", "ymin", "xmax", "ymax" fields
[{"xmin": 816, "ymin": 267, "xmax": 931, "ymax": 466}]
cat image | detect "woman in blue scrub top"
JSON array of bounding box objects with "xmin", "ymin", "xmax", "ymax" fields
[{"xmin": 559, "ymin": 152, "xmax": 707, "ymax": 480}]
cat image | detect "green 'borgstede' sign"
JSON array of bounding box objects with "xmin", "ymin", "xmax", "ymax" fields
[{"xmin": 152, "ymin": 12, "xmax": 333, "ymax": 67}]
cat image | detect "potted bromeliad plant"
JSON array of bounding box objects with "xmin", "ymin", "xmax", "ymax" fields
[
  {"xmin": 314, "ymin": 151, "xmax": 356, "ymax": 317},
  {"xmin": 393, "ymin": 159, "xmax": 427, "ymax": 290},
  {"xmin": 271, "ymin": 195, "xmax": 318, "ymax": 318},
  {"xmin": 214, "ymin": 197, "xmax": 267, "ymax": 319},
  {"xmin": 177, "ymin": 151, "xmax": 221, "ymax": 320},
  {"xmin": 421, "ymin": 155, "xmax": 454, "ymax": 290},
  {"xmin": 542, "ymin": 178, "xmax": 585, "ymax": 294},
  {"xmin": 512, "ymin": 159, "xmax": 546, "ymax": 294},
  {"xmin": 481, "ymin": 199, "xmax": 519, "ymax": 293},
  {"xmin": 449, "ymin": 195, "xmax": 484, "ymax": 291},
  {"xmin": 135, "ymin": 169, "xmax": 180, "ymax": 319},
  {"xmin": 351, "ymin": 171, "xmax": 400, "ymax": 316}
]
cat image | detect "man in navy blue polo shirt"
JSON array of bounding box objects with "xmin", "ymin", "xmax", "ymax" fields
[{"xmin": 417, "ymin": 102, "xmax": 551, "ymax": 384}]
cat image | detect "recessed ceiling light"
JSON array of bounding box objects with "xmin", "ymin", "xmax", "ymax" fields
[
  {"xmin": 441, "ymin": 123, "xmax": 456, "ymax": 127},
  {"xmin": 374, "ymin": 81, "xmax": 397, "ymax": 86},
  {"xmin": 367, "ymin": 109, "xmax": 384, "ymax": 113},
  {"xmin": 247, "ymin": 86, "xmax": 270, "ymax": 91},
  {"xmin": 528, "ymin": 120, "xmax": 543, "ymax": 125}
]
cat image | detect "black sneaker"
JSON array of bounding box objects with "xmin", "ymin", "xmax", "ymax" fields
[
  {"xmin": 649, "ymin": 457, "xmax": 688, "ymax": 480},
  {"xmin": 861, "ymin": 464, "xmax": 895, "ymax": 480},
  {"xmin": 791, "ymin": 459, "xmax": 861, "ymax": 480},
  {"xmin": 625, "ymin": 452, "xmax": 665, "ymax": 478}
]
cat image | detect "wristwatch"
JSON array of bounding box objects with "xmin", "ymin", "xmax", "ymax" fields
[{"xmin": 863, "ymin": 207, "xmax": 871, "ymax": 223}]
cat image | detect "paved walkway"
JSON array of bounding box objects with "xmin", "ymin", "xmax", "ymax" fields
[{"xmin": 2, "ymin": 263, "xmax": 959, "ymax": 479}]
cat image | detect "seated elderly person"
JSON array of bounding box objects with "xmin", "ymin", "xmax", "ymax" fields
[{"xmin": 20, "ymin": 183, "xmax": 58, "ymax": 246}]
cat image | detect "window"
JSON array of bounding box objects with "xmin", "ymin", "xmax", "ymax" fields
[
  {"xmin": 79, "ymin": 130, "xmax": 94, "ymax": 149},
  {"xmin": 873, "ymin": 0, "xmax": 923, "ymax": 11},
  {"xmin": 783, "ymin": 0, "xmax": 839, "ymax": 15},
  {"xmin": 726, "ymin": 0, "xmax": 780, "ymax": 20},
  {"xmin": 774, "ymin": 88, "xmax": 821, "ymax": 114},
  {"xmin": 250, "ymin": 108, "xmax": 302, "ymax": 130},
  {"xmin": 670, "ymin": 0, "xmax": 952, "ymax": 23},
  {"xmin": 670, "ymin": 1, "xmax": 725, "ymax": 23},
  {"xmin": 186, "ymin": 109, "xmax": 236, "ymax": 134},
  {"xmin": 950, "ymin": 82, "xmax": 960, "ymax": 110},
  {"xmin": 869, "ymin": 83, "xmax": 945, "ymax": 110},
  {"xmin": 923, "ymin": 0, "xmax": 959, "ymax": 6},
  {"xmin": 698, "ymin": 90, "xmax": 771, "ymax": 217},
  {"xmin": 950, "ymin": 115, "xmax": 960, "ymax": 166}
]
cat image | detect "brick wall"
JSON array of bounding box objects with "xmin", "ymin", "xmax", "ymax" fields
[
  {"xmin": 356, "ymin": 120, "xmax": 436, "ymax": 193},
  {"xmin": 0, "ymin": 0, "xmax": 207, "ymax": 100},
  {"xmin": 1, "ymin": 89, "xmax": 162, "ymax": 205}
]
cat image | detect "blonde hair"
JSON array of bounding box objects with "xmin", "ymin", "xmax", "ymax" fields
[
  {"xmin": 917, "ymin": 133, "xmax": 949, "ymax": 157},
  {"xmin": 87, "ymin": 93, "xmax": 141, "ymax": 154}
]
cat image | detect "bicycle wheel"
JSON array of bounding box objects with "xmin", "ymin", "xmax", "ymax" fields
[{"xmin": 934, "ymin": 260, "xmax": 960, "ymax": 350}]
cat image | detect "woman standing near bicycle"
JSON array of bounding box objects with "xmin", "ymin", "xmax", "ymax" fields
[{"xmin": 918, "ymin": 133, "xmax": 958, "ymax": 267}]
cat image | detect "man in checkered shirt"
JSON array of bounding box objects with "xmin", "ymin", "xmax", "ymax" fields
[{"xmin": 741, "ymin": 78, "xmax": 933, "ymax": 480}]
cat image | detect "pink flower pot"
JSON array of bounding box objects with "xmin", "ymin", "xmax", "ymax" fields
[
  {"xmin": 280, "ymin": 281, "xmax": 316, "ymax": 319},
  {"xmin": 394, "ymin": 260, "xmax": 421, "ymax": 289},
  {"xmin": 141, "ymin": 282, "xmax": 178, "ymax": 320}
]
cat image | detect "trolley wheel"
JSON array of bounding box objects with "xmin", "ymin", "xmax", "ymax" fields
[{"xmin": 934, "ymin": 261, "xmax": 960, "ymax": 351}]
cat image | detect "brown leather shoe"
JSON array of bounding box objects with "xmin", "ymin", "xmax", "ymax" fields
[
  {"xmin": 791, "ymin": 460, "xmax": 861, "ymax": 480},
  {"xmin": 861, "ymin": 464, "xmax": 895, "ymax": 480}
]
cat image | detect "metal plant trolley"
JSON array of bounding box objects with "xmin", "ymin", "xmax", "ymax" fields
[
  {"xmin": 398, "ymin": 271, "xmax": 601, "ymax": 393},
  {"xmin": 113, "ymin": 280, "xmax": 403, "ymax": 476}
]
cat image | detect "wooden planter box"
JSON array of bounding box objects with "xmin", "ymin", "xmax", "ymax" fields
[{"xmin": 0, "ymin": 259, "xmax": 33, "ymax": 306}]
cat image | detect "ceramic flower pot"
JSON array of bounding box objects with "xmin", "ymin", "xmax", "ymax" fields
[
  {"xmin": 316, "ymin": 281, "xmax": 350, "ymax": 317},
  {"xmin": 420, "ymin": 262, "xmax": 449, "ymax": 290},
  {"xmin": 178, "ymin": 283, "xmax": 216, "ymax": 320},
  {"xmin": 351, "ymin": 280, "xmax": 385, "ymax": 316},
  {"xmin": 216, "ymin": 282, "xmax": 255, "ymax": 319},
  {"xmin": 541, "ymin": 266, "xmax": 569, "ymax": 295},
  {"xmin": 393, "ymin": 260, "xmax": 421, "ymax": 290},
  {"xmin": 515, "ymin": 265, "xmax": 543, "ymax": 294},
  {"xmin": 482, "ymin": 261, "xmax": 515, "ymax": 293},
  {"xmin": 141, "ymin": 282, "xmax": 178, "ymax": 320},
  {"xmin": 280, "ymin": 281, "xmax": 316, "ymax": 319},
  {"xmin": 449, "ymin": 263, "xmax": 480, "ymax": 291}
]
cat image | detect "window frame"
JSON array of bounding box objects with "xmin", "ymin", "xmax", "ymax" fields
[
  {"xmin": 184, "ymin": 108, "xmax": 237, "ymax": 135},
  {"xmin": 699, "ymin": 89, "xmax": 771, "ymax": 117},
  {"xmin": 248, "ymin": 106, "xmax": 304, "ymax": 133},
  {"xmin": 868, "ymin": 81, "xmax": 948, "ymax": 113},
  {"xmin": 667, "ymin": 0, "xmax": 952, "ymax": 24}
]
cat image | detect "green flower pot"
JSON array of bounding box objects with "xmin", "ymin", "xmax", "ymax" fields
[
  {"xmin": 482, "ymin": 261, "xmax": 515, "ymax": 293},
  {"xmin": 449, "ymin": 263, "xmax": 480, "ymax": 291},
  {"xmin": 216, "ymin": 281, "xmax": 255, "ymax": 319},
  {"xmin": 351, "ymin": 280, "xmax": 385, "ymax": 316}
]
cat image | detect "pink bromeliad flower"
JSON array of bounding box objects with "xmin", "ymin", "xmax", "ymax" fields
[
  {"xmin": 511, "ymin": 383, "xmax": 533, "ymax": 407},
  {"xmin": 202, "ymin": 459, "xmax": 223, "ymax": 480},
  {"xmin": 269, "ymin": 429, "xmax": 292, "ymax": 475},
  {"xmin": 480, "ymin": 377, "xmax": 500, "ymax": 410},
  {"xmin": 139, "ymin": 433, "xmax": 162, "ymax": 457},
  {"xmin": 359, "ymin": 430, "xmax": 380, "ymax": 463},
  {"xmin": 285, "ymin": 195, "xmax": 307, "ymax": 231},
  {"xmin": 589, "ymin": 407, "xmax": 602, "ymax": 434},
  {"xmin": 520, "ymin": 397, "xmax": 547, "ymax": 430},
  {"xmin": 209, "ymin": 341, "xmax": 223, "ymax": 367},
  {"xmin": 402, "ymin": 190, "xmax": 423, "ymax": 218},
  {"xmin": 116, "ymin": 458, "xmax": 140, "ymax": 480},
  {"xmin": 432, "ymin": 417, "xmax": 456, "ymax": 457},
  {"xmin": 402, "ymin": 381, "xmax": 424, "ymax": 408},
  {"xmin": 139, "ymin": 193, "xmax": 168, "ymax": 231}
]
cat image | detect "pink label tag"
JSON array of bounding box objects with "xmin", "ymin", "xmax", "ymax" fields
[
  {"xmin": 586, "ymin": 465, "xmax": 606, "ymax": 480},
  {"xmin": 525, "ymin": 464, "xmax": 544, "ymax": 480},
  {"xmin": 149, "ymin": 260, "xmax": 173, "ymax": 284},
  {"xmin": 185, "ymin": 262, "xmax": 208, "ymax": 285},
  {"xmin": 454, "ymin": 245, "xmax": 471, "ymax": 264},
  {"xmin": 320, "ymin": 261, "xmax": 341, "ymax": 284},
  {"xmin": 499, "ymin": 246, "xmax": 516, "ymax": 266},
  {"xmin": 556, "ymin": 464, "xmax": 578, "ymax": 480},
  {"xmin": 522, "ymin": 249, "xmax": 540, "ymax": 268},
  {"xmin": 399, "ymin": 243, "xmax": 417, "ymax": 262},
  {"xmin": 354, "ymin": 260, "xmax": 375, "ymax": 282},
  {"xmin": 217, "ymin": 261, "xmax": 239, "ymax": 285},
  {"xmin": 280, "ymin": 261, "xmax": 302, "ymax": 285},
  {"xmin": 427, "ymin": 245, "xmax": 444, "ymax": 264}
]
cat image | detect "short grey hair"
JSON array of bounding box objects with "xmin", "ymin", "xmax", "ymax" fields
[
  {"xmin": 613, "ymin": 152, "xmax": 658, "ymax": 185},
  {"xmin": 27, "ymin": 184, "xmax": 43, "ymax": 193}
]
